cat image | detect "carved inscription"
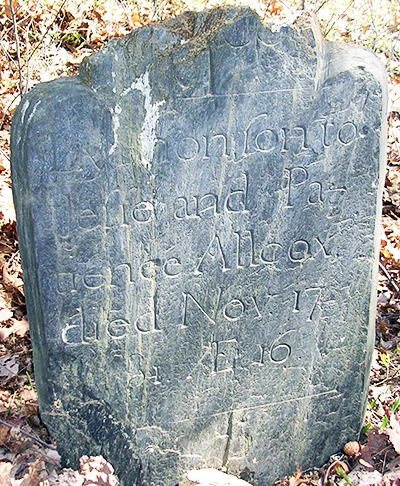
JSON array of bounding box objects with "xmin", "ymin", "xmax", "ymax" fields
[{"xmin": 51, "ymin": 104, "xmax": 357, "ymax": 406}]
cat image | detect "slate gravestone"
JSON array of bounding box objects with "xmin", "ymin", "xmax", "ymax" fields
[{"xmin": 11, "ymin": 7, "xmax": 387, "ymax": 486}]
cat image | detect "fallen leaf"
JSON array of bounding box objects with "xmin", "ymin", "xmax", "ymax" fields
[
  {"xmin": 2, "ymin": 264, "xmax": 24, "ymax": 297},
  {"xmin": 0, "ymin": 184, "xmax": 16, "ymax": 225},
  {"xmin": 358, "ymin": 428, "xmax": 388, "ymax": 469},
  {"xmin": 0, "ymin": 319, "xmax": 29, "ymax": 341},
  {"xmin": 386, "ymin": 455, "xmax": 400, "ymax": 471},
  {"xmin": 18, "ymin": 458, "xmax": 47, "ymax": 486},
  {"xmin": 0, "ymin": 308, "xmax": 13, "ymax": 323},
  {"xmin": 289, "ymin": 467, "xmax": 304, "ymax": 486},
  {"xmin": 10, "ymin": 319, "xmax": 29, "ymax": 337},
  {"xmin": 46, "ymin": 469, "xmax": 84, "ymax": 486},
  {"xmin": 0, "ymin": 355, "xmax": 18, "ymax": 380},
  {"xmin": 19, "ymin": 389, "xmax": 37, "ymax": 402},
  {"xmin": 386, "ymin": 414, "xmax": 400, "ymax": 454},
  {"xmin": 339, "ymin": 468, "xmax": 382, "ymax": 486},
  {"xmin": 0, "ymin": 424, "xmax": 10, "ymax": 445},
  {"xmin": 0, "ymin": 461, "xmax": 12, "ymax": 486},
  {"xmin": 4, "ymin": 0, "xmax": 19, "ymax": 20},
  {"xmin": 79, "ymin": 456, "xmax": 118, "ymax": 486}
]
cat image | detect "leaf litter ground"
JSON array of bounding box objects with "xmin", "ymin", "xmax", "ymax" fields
[{"xmin": 0, "ymin": 0, "xmax": 399, "ymax": 485}]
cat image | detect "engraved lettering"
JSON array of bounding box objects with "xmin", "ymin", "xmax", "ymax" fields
[
  {"xmin": 244, "ymin": 114, "xmax": 279, "ymax": 155},
  {"xmin": 269, "ymin": 330, "xmax": 295, "ymax": 364},
  {"xmin": 304, "ymin": 287, "xmax": 322, "ymax": 321},
  {"xmin": 223, "ymin": 299, "xmax": 245, "ymax": 321},
  {"xmin": 322, "ymin": 121, "xmax": 335, "ymax": 147},
  {"xmin": 253, "ymin": 344, "xmax": 266, "ymax": 365},
  {"xmin": 174, "ymin": 197, "xmax": 191, "ymax": 220},
  {"xmin": 163, "ymin": 257, "xmax": 182, "ymax": 277},
  {"xmin": 313, "ymin": 236, "xmax": 332, "ymax": 259},
  {"xmin": 235, "ymin": 231, "xmax": 245, "ymax": 269},
  {"xmin": 212, "ymin": 339, "xmax": 238, "ymax": 373},
  {"xmin": 225, "ymin": 173, "xmax": 248, "ymax": 212},
  {"xmin": 57, "ymin": 272, "xmax": 76, "ymax": 293},
  {"xmin": 113, "ymin": 263, "xmax": 134, "ymax": 284},
  {"xmin": 260, "ymin": 243, "xmax": 283, "ymax": 264},
  {"xmin": 196, "ymin": 193, "xmax": 219, "ymax": 216},
  {"xmin": 107, "ymin": 318, "xmax": 129, "ymax": 339},
  {"xmin": 135, "ymin": 310, "xmax": 161, "ymax": 334},
  {"xmin": 204, "ymin": 134, "xmax": 230, "ymax": 158},
  {"xmin": 281, "ymin": 126, "xmax": 308, "ymax": 154},
  {"xmin": 176, "ymin": 137, "xmax": 200, "ymax": 160},
  {"xmin": 284, "ymin": 167, "xmax": 308, "ymax": 208},
  {"xmin": 338, "ymin": 122, "xmax": 357, "ymax": 145},
  {"xmin": 128, "ymin": 354, "xmax": 145, "ymax": 388},
  {"xmin": 132, "ymin": 201, "xmax": 154, "ymax": 223},
  {"xmin": 194, "ymin": 235, "xmax": 230, "ymax": 275},
  {"xmin": 79, "ymin": 209, "xmax": 100, "ymax": 230},
  {"xmin": 140, "ymin": 259, "xmax": 162, "ymax": 279},
  {"xmin": 251, "ymin": 296, "xmax": 262, "ymax": 318},
  {"xmin": 292, "ymin": 288, "xmax": 322, "ymax": 320},
  {"xmin": 83, "ymin": 271, "xmax": 106, "ymax": 289},
  {"xmin": 255, "ymin": 129, "xmax": 279, "ymax": 153},
  {"xmin": 308, "ymin": 182, "xmax": 323, "ymax": 204},
  {"xmin": 148, "ymin": 366, "xmax": 161, "ymax": 385},
  {"xmin": 61, "ymin": 308, "xmax": 98, "ymax": 345},
  {"xmin": 288, "ymin": 240, "xmax": 310, "ymax": 263},
  {"xmin": 293, "ymin": 290, "xmax": 300, "ymax": 313},
  {"xmin": 181, "ymin": 288, "xmax": 221, "ymax": 329},
  {"xmin": 235, "ymin": 230, "xmax": 259, "ymax": 268}
]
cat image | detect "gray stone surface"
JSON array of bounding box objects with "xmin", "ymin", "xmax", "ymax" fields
[{"xmin": 11, "ymin": 7, "xmax": 387, "ymax": 486}]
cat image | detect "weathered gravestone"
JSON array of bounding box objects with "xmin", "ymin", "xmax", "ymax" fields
[{"xmin": 11, "ymin": 7, "xmax": 387, "ymax": 486}]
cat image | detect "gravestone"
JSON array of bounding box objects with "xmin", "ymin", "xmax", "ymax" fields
[{"xmin": 11, "ymin": 7, "xmax": 387, "ymax": 486}]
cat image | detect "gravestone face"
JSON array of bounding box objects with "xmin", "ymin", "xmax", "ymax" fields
[{"xmin": 11, "ymin": 7, "xmax": 387, "ymax": 486}]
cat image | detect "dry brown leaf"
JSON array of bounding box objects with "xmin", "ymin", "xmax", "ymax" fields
[
  {"xmin": 0, "ymin": 308, "xmax": 13, "ymax": 323},
  {"xmin": 386, "ymin": 414, "xmax": 400, "ymax": 454},
  {"xmin": 358, "ymin": 428, "xmax": 388, "ymax": 469},
  {"xmin": 2, "ymin": 264, "xmax": 24, "ymax": 297},
  {"xmin": 4, "ymin": 0, "xmax": 19, "ymax": 20},
  {"xmin": 10, "ymin": 319, "xmax": 29, "ymax": 338},
  {"xmin": 79, "ymin": 456, "xmax": 118, "ymax": 486},
  {"xmin": 0, "ymin": 355, "xmax": 18, "ymax": 380},
  {"xmin": 46, "ymin": 469, "xmax": 84, "ymax": 486},
  {"xmin": 0, "ymin": 319, "xmax": 29, "ymax": 341},
  {"xmin": 0, "ymin": 184, "xmax": 16, "ymax": 225},
  {"xmin": 289, "ymin": 467, "xmax": 304, "ymax": 486},
  {"xmin": 38, "ymin": 449, "xmax": 60, "ymax": 468},
  {"xmin": 19, "ymin": 388, "xmax": 37, "ymax": 402},
  {"xmin": 0, "ymin": 424, "xmax": 10, "ymax": 445},
  {"xmin": 19, "ymin": 458, "xmax": 47, "ymax": 486},
  {"xmin": 0, "ymin": 461, "xmax": 13, "ymax": 486}
]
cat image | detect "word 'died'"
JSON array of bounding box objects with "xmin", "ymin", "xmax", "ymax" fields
[{"xmin": 156, "ymin": 116, "xmax": 358, "ymax": 164}]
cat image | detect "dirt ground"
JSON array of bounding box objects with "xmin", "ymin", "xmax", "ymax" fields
[{"xmin": 0, "ymin": 0, "xmax": 399, "ymax": 485}]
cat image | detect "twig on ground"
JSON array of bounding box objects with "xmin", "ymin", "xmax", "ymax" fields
[
  {"xmin": 0, "ymin": 147, "xmax": 11, "ymax": 163},
  {"xmin": 379, "ymin": 261, "xmax": 400, "ymax": 298},
  {"xmin": 324, "ymin": 0, "xmax": 355, "ymax": 36},
  {"xmin": 0, "ymin": 418, "xmax": 57, "ymax": 450},
  {"xmin": 9, "ymin": 0, "xmax": 24, "ymax": 97},
  {"xmin": 315, "ymin": 0, "xmax": 331, "ymax": 13},
  {"xmin": 27, "ymin": 0, "xmax": 68, "ymax": 64},
  {"xmin": 0, "ymin": 93, "xmax": 20, "ymax": 129}
]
